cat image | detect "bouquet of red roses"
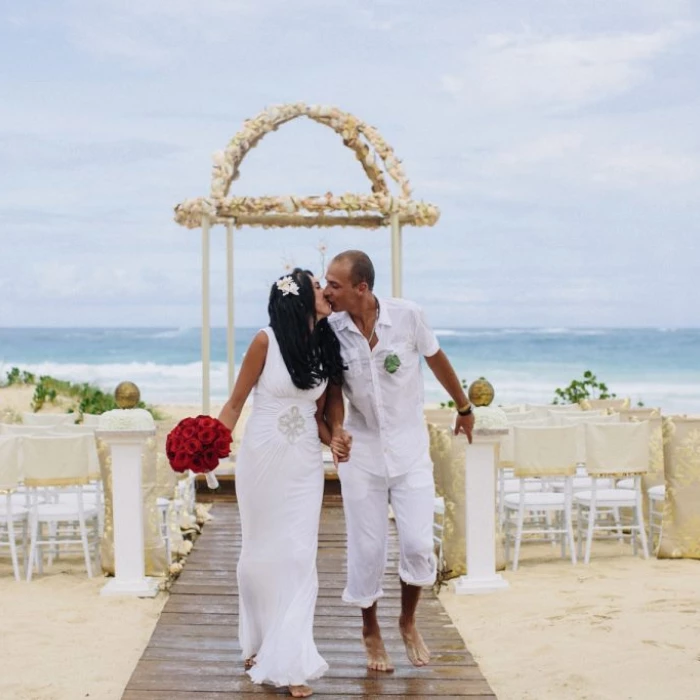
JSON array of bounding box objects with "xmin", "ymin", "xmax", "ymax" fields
[{"xmin": 166, "ymin": 415, "xmax": 232, "ymax": 476}]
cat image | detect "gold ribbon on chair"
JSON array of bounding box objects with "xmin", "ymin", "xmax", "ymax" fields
[
  {"xmin": 657, "ymin": 416, "xmax": 700, "ymax": 559},
  {"xmin": 97, "ymin": 437, "xmax": 169, "ymax": 576}
]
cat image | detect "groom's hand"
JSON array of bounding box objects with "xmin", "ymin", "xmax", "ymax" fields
[
  {"xmin": 454, "ymin": 413, "xmax": 474, "ymax": 443},
  {"xmin": 330, "ymin": 429, "xmax": 352, "ymax": 467}
]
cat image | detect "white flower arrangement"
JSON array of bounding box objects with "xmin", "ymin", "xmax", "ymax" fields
[
  {"xmin": 174, "ymin": 103, "xmax": 440, "ymax": 231},
  {"xmin": 276, "ymin": 276, "xmax": 300, "ymax": 296}
]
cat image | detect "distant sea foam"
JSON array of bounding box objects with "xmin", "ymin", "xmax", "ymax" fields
[{"xmin": 1, "ymin": 327, "xmax": 698, "ymax": 413}]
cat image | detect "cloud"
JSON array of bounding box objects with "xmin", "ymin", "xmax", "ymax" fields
[
  {"xmin": 441, "ymin": 23, "xmax": 696, "ymax": 111},
  {"xmin": 0, "ymin": 134, "xmax": 183, "ymax": 170},
  {"xmin": 591, "ymin": 146, "xmax": 700, "ymax": 186},
  {"xmin": 56, "ymin": 0, "xmax": 319, "ymax": 65}
]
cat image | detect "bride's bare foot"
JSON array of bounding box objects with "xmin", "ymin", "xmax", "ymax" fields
[
  {"xmin": 289, "ymin": 684, "xmax": 313, "ymax": 697},
  {"xmin": 243, "ymin": 655, "xmax": 256, "ymax": 670},
  {"xmin": 399, "ymin": 616, "xmax": 431, "ymax": 667},
  {"xmin": 363, "ymin": 626, "xmax": 394, "ymax": 672}
]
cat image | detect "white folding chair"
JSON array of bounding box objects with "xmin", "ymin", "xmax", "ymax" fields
[
  {"xmin": 0, "ymin": 424, "xmax": 52, "ymax": 436},
  {"xmin": 23, "ymin": 435, "xmax": 101, "ymax": 580},
  {"xmin": 0, "ymin": 436, "xmax": 28, "ymax": 581},
  {"xmin": 21, "ymin": 412, "xmax": 75, "ymax": 427},
  {"xmin": 48, "ymin": 424, "xmax": 104, "ymax": 539},
  {"xmin": 575, "ymin": 422, "xmax": 650, "ymax": 564},
  {"xmin": 498, "ymin": 417, "xmax": 548, "ymax": 526},
  {"xmin": 556, "ymin": 412, "xmax": 620, "ymax": 463},
  {"xmin": 527, "ymin": 403, "xmax": 581, "ymax": 419},
  {"xmin": 580, "ymin": 398, "xmax": 630, "ymax": 412},
  {"xmin": 504, "ymin": 424, "xmax": 579, "ymax": 570},
  {"xmin": 499, "ymin": 404, "xmax": 526, "ymax": 414}
]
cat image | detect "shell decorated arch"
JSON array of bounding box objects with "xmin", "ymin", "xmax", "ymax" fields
[{"xmin": 174, "ymin": 102, "xmax": 439, "ymax": 229}]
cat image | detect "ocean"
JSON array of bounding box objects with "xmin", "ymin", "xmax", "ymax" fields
[{"xmin": 1, "ymin": 327, "xmax": 698, "ymax": 414}]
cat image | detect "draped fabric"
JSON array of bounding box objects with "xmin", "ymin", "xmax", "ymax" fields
[
  {"xmin": 428, "ymin": 423, "xmax": 505, "ymax": 578},
  {"xmin": 98, "ymin": 435, "xmax": 168, "ymax": 576},
  {"xmin": 658, "ymin": 417, "xmax": 700, "ymax": 559}
]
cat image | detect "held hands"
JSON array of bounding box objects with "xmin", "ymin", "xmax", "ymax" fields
[
  {"xmin": 454, "ymin": 412, "xmax": 474, "ymax": 444},
  {"xmin": 330, "ymin": 429, "xmax": 353, "ymax": 467}
]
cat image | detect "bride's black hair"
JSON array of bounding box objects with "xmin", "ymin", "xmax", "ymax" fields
[{"xmin": 268, "ymin": 268, "xmax": 345, "ymax": 390}]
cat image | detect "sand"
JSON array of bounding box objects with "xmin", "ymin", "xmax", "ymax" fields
[
  {"xmin": 0, "ymin": 559, "xmax": 166, "ymax": 700},
  {"xmin": 440, "ymin": 542, "xmax": 700, "ymax": 700}
]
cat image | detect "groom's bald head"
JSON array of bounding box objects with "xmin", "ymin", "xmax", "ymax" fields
[{"xmin": 330, "ymin": 250, "xmax": 375, "ymax": 291}]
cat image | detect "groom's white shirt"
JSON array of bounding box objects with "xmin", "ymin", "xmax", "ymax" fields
[{"xmin": 328, "ymin": 297, "xmax": 440, "ymax": 479}]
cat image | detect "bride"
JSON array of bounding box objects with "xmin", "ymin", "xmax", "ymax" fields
[{"xmin": 218, "ymin": 268, "xmax": 348, "ymax": 698}]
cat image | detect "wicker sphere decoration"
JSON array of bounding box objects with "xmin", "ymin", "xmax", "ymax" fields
[
  {"xmin": 468, "ymin": 377, "xmax": 495, "ymax": 407},
  {"xmin": 114, "ymin": 381, "xmax": 141, "ymax": 409}
]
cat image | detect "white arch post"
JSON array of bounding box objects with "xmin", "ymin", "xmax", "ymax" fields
[
  {"xmin": 226, "ymin": 221, "xmax": 236, "ymax": 396},
  {"xmin": 201, "ymin": 215, "xmax": 211, "ymax": 416}
]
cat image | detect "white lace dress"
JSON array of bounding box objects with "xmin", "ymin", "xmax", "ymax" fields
[{"xmin": 235, "ymin": 327, "xmax": 328, "ymax": 687}]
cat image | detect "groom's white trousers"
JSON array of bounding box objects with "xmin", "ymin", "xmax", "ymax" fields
[{"xmin": 338, "ymin": 464, "xmax": 437, "ymax": 608}]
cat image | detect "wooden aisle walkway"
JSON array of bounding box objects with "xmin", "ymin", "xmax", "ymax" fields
[{"xmin": 122, "ymin": 497, "xmax": 497, "ymax": 699}]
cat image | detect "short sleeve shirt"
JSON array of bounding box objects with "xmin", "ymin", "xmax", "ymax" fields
[{"xmin": 328, "ymin": 298, "xmax": 440, "ymax": 478}]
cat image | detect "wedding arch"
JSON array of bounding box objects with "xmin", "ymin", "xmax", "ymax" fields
[{"xmin": 174, "ymin": 102, "xmax": 440, "ymax": 413}]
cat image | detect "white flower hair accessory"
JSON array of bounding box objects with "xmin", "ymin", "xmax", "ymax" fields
[{"xmin": 276, "ymin": 276, "xmax": 300, "ymax": 296}]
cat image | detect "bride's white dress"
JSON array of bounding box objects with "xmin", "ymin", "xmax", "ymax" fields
[{"xmin": 236, "ymin": 327, "xmax": 328, "ymax": 687}]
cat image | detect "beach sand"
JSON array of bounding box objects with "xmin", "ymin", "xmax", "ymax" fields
[
  {"xmin": 440, "ymin": 542, "xmax": 700, "ymax": 700},
  {"xmin": 3, "ymin": 386, "xmax": 700, "ymax": 699},
  {"xmin": 0, "ymin": 559, "xmax": 166, "ymax": 700}
]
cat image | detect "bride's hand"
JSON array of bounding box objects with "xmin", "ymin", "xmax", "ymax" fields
[{"xmin": 330, "ymin": 429, "xmax": 352, "ymax": 466}]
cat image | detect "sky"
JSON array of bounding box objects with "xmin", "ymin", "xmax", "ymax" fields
[{"xmin": 1, "ymin": 0, "xmax": 699, "ymax": 329}]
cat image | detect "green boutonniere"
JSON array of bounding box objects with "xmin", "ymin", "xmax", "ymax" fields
[{"xmin": 384, "ymin": 353, "xmax": 401, "ymax": 374}]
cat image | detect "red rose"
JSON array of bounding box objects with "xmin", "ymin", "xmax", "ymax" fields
[
  {"xmin": 203, "ymin": 456, "xmax": 219, "ymax": 473},
  {"xmin": 184, "ymin": 438, "xmax": 202, "ymax": 455},
  {"xmin": 180, "ymin": 425, "xmax": 197, "ymax": 440},
  {"xmin": 201, "ymin": 447, "xmax": 216, "ymax": 462},
  {"xmin": 197, "ymin": 416, "xmax": 217, "ymax": 430},
  {"xmin": 166, "ymin": 433, "xmax": 184, "ymax": 458},
  {"xmin": 198, "ymin": 427, "xmax": 217, "ymax": 446},
  {"xmin": 215, "ymin": 436, "xmax": 231, "ymax": 458},
  {"xmin": 172, "ymin": 452, "xmax": 190, "ymax": 473},
  {"xmin": 190, "ymin": 453, "xmax": 204, "ymax": 472}
]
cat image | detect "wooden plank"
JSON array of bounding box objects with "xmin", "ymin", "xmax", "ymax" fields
[
  {"xmin": 124, "ymin": 693, "xmax": 493, "ymax": 700},
  {"xmin": 123, "ymin": 497, "xmax": 497, "ymax": 699},
  {"xmin": 127, "ymin": 673, "xmax": 493, "ymax": 696}
]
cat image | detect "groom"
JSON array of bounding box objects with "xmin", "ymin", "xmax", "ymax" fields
[{"xmin": 325, "ymin": 250, "xmax": 474, "ymax": 671}]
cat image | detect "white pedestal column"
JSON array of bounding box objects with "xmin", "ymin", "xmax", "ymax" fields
[
  {"xmin": 452, "ymin": 431, "xmax": 509, "ymax": 595},
  {"xmin": 97, "ymin": 429, "xmax": 160, "ymax": 597}
]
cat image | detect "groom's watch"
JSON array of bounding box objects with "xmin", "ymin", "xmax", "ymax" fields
[{"xmin": 456, "ymin": 402, "xmax": 473, "ymax": 416}]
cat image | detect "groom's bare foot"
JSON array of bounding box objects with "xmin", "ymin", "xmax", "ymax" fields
[
  {"xmin": 399, "ymin": 617, "xmax": 431, "ymax": 667},
  {"xmin": 362, "ymin": 627, "xmax": 394, "ymax": 672},
  {"xmin": 289, "ymin": 685, "xmax": 313, "ymax": 697}
]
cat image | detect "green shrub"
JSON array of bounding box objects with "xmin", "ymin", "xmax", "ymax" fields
[
  {"xmin": 552, "ymin": 370, "xmax": 616, "ymax": 405},
  {"xmin": 3, "ymin": 367, "xmax": 36, "ymax": 387}
]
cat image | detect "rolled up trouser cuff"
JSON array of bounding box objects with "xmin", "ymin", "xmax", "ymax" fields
[
  {"xmin": 341, "ymin": 587, "xmax": 384, "ymax": 609},
  {"xmin": 399, "ymin": 567, "xmax": 437, "ymax": 588}
]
